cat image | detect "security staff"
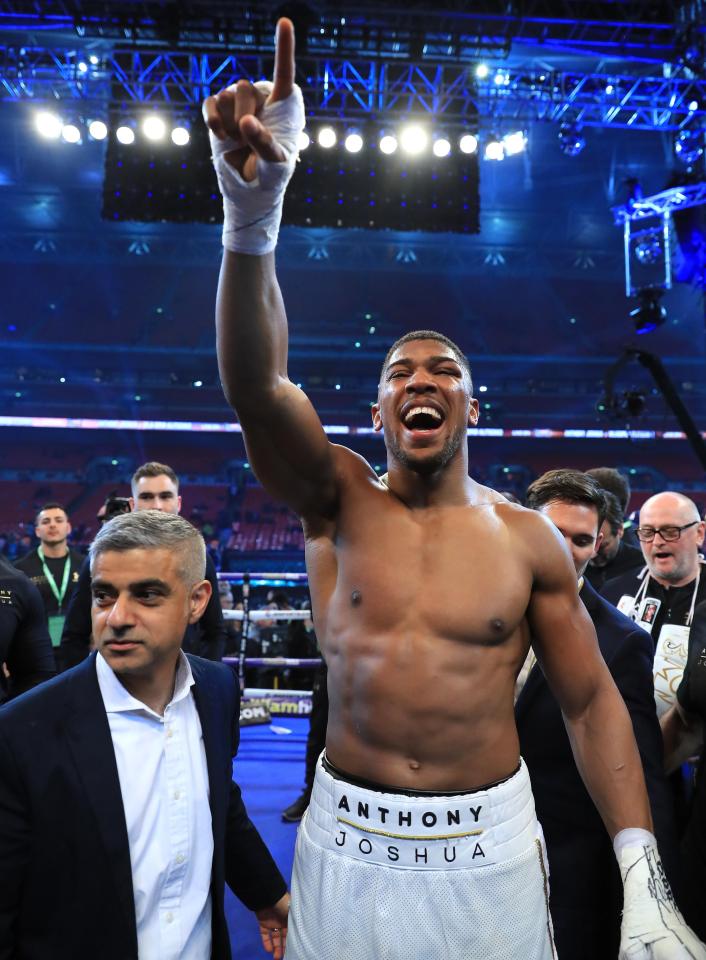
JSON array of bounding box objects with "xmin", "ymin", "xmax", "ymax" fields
[
  {"xmin": 15, "ymin": 503, "xmax": 83, "ymax": 668},
  {"xmin": 0, "ymin": 555, "xmax": 55, "ymax": 703}
]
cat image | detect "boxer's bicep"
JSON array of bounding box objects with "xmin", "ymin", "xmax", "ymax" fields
[
  {"xmin": 239, "ymin": 380, "xmax": 340, "ymax": 521},
  {"xmin": 524, "ymin": 518, "xmax": 608, "ymax": 718}
]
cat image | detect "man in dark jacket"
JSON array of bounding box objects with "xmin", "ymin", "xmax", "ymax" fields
[
  {"xmin": 520, "ymin": 470, "xmax": 679, "ymax": 959},
  {"xmin": 0, "ymin": 511, "xmax": 288, "ymax": 959},
  {"xmin": 585, "ymin": 490, "xmax": 644, "ymax": 591},
  {"xmin": 0, "ymin": 555, "xmax": 55, "ymax": 703}
]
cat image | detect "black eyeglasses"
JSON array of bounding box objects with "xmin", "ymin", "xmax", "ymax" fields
[{"xmin": 636, "ymin": 521, "xmax": 699, "ymax": 542}]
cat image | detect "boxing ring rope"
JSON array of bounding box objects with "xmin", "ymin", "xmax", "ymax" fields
[
  {"xmin": 217, "ymin": 570, "xmax": 316, "ymax": 692},
  {"xmin": 218, "ymin": 572, "xmax": 309, "ymax": 582},
  {"xmin": 223, "ymin": 609, "xmax": 312, "ymax": 621}
]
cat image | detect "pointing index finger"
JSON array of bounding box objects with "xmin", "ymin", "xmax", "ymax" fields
[{"xmin": 270, "ymin": 17, "xmax": 295, "ymax": 103}]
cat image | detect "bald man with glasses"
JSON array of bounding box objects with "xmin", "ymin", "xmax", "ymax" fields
[{"xmin": 602, "ymin": 492, "xmax": 706, "ymax": 717}]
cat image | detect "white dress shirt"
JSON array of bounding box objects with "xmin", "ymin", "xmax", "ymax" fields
[{"xmin": 96, "ymin": 652, "xmax": 215, "ymax": 960}]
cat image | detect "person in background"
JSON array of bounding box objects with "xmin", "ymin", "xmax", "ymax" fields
[
  {"xmin": 15, "ymin": 503, "xmax": 84, "ymax": 669},
  {"xmin": 586, "ymin": 466, "xmax": 639, "ymax": 547},
  {"xmin": 585, "ymin": 490, "xmax": 644, "ymax": 592},
  {"xmin": 0, "ymin": 554, "xmax": 55, "ymax": 703}
]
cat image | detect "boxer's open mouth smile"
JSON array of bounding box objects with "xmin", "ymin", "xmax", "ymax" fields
[{"xmin": 402, "ymin": 404, "xmax": 445, "ymax": 435}]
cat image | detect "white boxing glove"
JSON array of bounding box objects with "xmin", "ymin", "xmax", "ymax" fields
[
  {"xmin": 209, "ymin": 80, "xmax": 305, "ymax": 255},
  {"xmin": 615, "ymin": 828, "xmax": 706, "ymax": 959}
]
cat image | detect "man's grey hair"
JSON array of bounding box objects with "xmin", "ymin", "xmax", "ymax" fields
[{"xmin": 89, "ymin": 511, "xmax": 206, "ymax": 586}]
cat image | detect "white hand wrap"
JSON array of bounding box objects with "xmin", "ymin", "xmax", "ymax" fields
[
  {"xmin": 615, "ymin": 829, "xmax": 706, "ymax": 958},
  {"xmin": 210, "ymin": 81, "xmax": 305, "ymax": 255}
]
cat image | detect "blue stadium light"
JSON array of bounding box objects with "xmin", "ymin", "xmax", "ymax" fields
[
  {"xmin": 400, "ymin": 125, "xmax": 428, "ymax": 155},
  {"xmin": 35, "ymin": 111, "xmax": 62, "ymax": 140},
  {"xmin": 459, "ymin": 133, "xmax": 478, "ymax": 154},
  {"xmin": 171, "ymin": 125, "xmax": 190, "ymax": 146},
  {"xmin": 484, "ymin": 137, "xmax": 504, "ymax": 161},
  {"xmin": 142, "ymin": 114, "xmax": 167, "ymax": 142},
  {"xmin": 317, "ymin": 126, "xmax": 337, "ymax": 149},
  {"xmin": 379, "ymin": 133, "xmax": 398, "ymax": 155},
  {"xmin": 116, "ymin": 125, "xmax": 135, "ymax": 145},
  {"xmin": 344, "ymin": 130, "xmax": 364, "ymax": 153},
  {"xmin": 61, "ymin": 123, "xmax": 81, "ymax": 144},
  {"xmin": 432, "ymin": 135, "xmax": 451, "ymax": 158},
  {"xmin": 88, "ymin": 119, "xmax": 108, "ymax": 141},
  {"xmin": 502, "ymin": 131, "xmax": 527, "ymax": 155}
]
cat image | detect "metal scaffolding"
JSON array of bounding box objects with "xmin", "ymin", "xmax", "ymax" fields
[{"xmin": 3, "ymin": 44, "xmax": 706, "ymax": 131}]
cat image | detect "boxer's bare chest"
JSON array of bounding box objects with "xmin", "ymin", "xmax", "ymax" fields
[{"xmin": 307, "ymin": 487, "xmax": 533, "ymax": 648}]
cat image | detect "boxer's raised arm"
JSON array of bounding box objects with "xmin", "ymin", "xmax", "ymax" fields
[
  {"xmin": 216, "ymin": 252, "xmax": 338, "ymax": 520},
  {"xmin": 206, "ymin": 19, "xmax": 338, "ymax": 521}
]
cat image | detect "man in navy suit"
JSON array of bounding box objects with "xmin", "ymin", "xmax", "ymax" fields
[
  {"xmin": 519, "ymin": 469, "xmax": 679, "ymax": 959},
  {"xmin": 0, "ymin": 510, "xmax": 289, "ymax": 960}
]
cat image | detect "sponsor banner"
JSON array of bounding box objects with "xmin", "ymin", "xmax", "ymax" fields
[{"xmin": 239, "ymin": 694, "xmax": 312, "ymax": 725}]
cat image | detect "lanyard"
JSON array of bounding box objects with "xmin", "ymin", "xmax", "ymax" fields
[
  {"xmin": 37, "ymin": 545, "xmax": 72, "ymax": 610},
  {"xmin": 630, "ymin": 561, "xmax": 703, "ymax": 626}
]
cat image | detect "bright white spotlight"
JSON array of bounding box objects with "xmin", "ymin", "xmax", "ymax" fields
[
  {"xmin": 459, "ymin": 133, "xmax": 478, "ymax": 154},
  {"xmin": 171, "ymin": 126, "xmax": 190, "ymax": 146},
  {"xmin": 142, "ymin": 115, "xmax": 166, "ymax": 141},
  {"xmin": 318, "ymin": 126, "xmax": 337, "ymax": 148},
  {"xmin": 379, "ymin": 134, "xmax": 398, "ymax": 155},
  {"xmin": 297, "ymin": 130, "xmax": 311, "ymax": 150},
  {"xmin": 61, "ymin": 123, "xmax": 81, "ymax": 143},
  {"xmin": 89, "ymin": 54, "xmax": 100, "ymax": 65},
  {"xmin": 475, "ymin": 64, "xmax": 489, "ymax": 79},
  {"xmin": 88, "ymin": 119, "xmax": 108, "ymax": 140},
  {"xmin": 344, "ymin": 131, "xmax": 363, "ymax": 153},
  {"xmin": 400, "ymin": 125, "xmax": 428, "ymax": 155},
  {"xmin": 432, "ymin": 137, "xmax": 451, "ymax": 157},
  {"xmin": 502, "ymin": 131, "xmax": 527, "ymax": 155},
  {"xmin": 484, "ymin": 138, "xmax": 504, "ymax": 161},
  {"xmin": 77, "ymin": 61, "xmax": 88, "ymax": 74},
  {"xmin": 35, "ymin": 111, "xmax": 62, "ymax": 139},
  {"xmin": 116, "ymin": 125, "xmax": 135, "ymax": 145}
]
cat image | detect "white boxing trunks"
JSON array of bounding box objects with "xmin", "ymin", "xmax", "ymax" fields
[{"xmin": 285, "ymin": 754, "xmax": 556, "ymax": 960}]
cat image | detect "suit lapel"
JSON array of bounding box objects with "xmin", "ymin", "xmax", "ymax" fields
[
  {"xmin": 516, "ymin": 581, "xmax": 602, "ymax": 721},
  {"xmin": 64, "ymin": 655, "xmax": 137, "ymax": 937},
  {"xmin": 189, "ymin": 658, "xmax": 226, "ymax": 832}
]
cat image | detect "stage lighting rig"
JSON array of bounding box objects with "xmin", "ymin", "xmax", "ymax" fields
[
  {"xmin": 633, "ymin": 231, "xmax": 663, "ymax": 266},
  {"xmin": 629, "ymin": 288, "xmax": 667, "ymax": 335},
  {"xmin": 558, "ymin": 122, "xmax": 585, "ymax": 157},
  {"xmin": 674, "ymin": 127, "xmax": 704, "ymax": 169}
]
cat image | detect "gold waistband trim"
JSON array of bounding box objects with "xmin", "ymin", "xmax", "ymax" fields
[{"xmin": 336, "ymin": 816, "xmax": 484, "ymax": 842}]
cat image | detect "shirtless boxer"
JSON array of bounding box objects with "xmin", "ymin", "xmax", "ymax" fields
[{"xmin": 203, "ymin": 18, "xmax": 705, "ymax": 959}]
